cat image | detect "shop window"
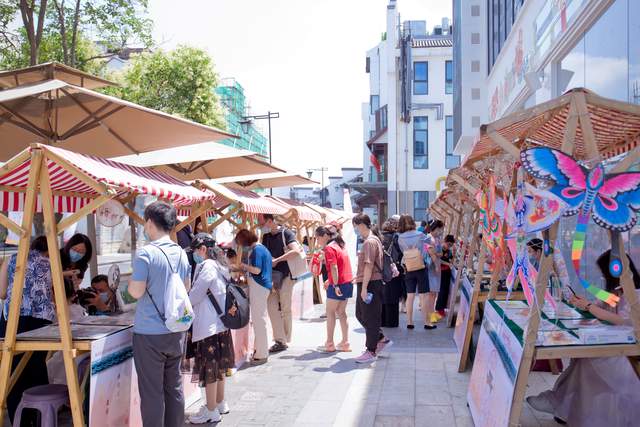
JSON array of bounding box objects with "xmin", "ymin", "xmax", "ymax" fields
[{"xmin": 413, "ymin": 191, "xmax": 429, "ymax": 222}]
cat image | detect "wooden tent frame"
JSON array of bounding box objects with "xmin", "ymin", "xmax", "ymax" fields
[
  {"xmin": 462, "ymin": 89, "xmax": 640, "ymax": 426},
  {"xmin": 0, "ymin": 145, "xmax": 218, "ymax": 427}
]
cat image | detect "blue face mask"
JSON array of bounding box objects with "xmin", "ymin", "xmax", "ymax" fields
[
  {"xmin": 193, "ymin": 252, "xmax": 205, "ymax": 264},
  {"xmin": 69, "ymin": 249, "xmax": 83, "ymax": 263}
]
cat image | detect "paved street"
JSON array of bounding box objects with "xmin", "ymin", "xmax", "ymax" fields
[{"xmin": 185, "ymin": 302, "xmax": 564, "ymax": 427}]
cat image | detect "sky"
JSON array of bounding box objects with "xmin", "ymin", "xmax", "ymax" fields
[{"xmin": 148, "ymin": 0, "xmax": 452, "ymax": 181}]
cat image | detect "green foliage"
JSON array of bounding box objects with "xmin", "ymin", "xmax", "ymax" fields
[{"xmin": 108, "ymin": 46, "xmax": 227, "ymax": 130}]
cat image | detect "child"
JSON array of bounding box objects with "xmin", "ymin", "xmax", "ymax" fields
[{"xmin": 435, "ymin": 235, "xmax": 456, "ymax": 317}]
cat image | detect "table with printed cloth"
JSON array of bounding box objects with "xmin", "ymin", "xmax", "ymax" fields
[{"xmin": 467, "ymin": 298, "xmax": 640, "ymax": 427}]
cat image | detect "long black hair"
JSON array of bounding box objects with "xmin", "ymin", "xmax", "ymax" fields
[
  {"xmin": 62, "ymin": 233, "xmax": 93, "ymax": 276},
  {"xmin": 597, "ymin": 250, "xmax": 640, "ymax": 292},
  {"xmin": 315, "ymin": 226, "xmax": 345, "ymax": 248}
]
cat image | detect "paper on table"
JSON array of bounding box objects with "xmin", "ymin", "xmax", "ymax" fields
[
  {"xmin": 536, "ymin": 329, "xmax": 581, "ymax": 346},
  {"xmin": 542, "ymin": 301, "xmax": 583, "ymax": 319}
]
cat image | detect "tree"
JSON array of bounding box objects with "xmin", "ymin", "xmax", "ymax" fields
[
  {"xmin": 0, "ymin": 0, "xmax": 152, "ymax": 70},
  {"xmin": 110, "ymin": 46, "xmax": 227, "ymax": 130}
]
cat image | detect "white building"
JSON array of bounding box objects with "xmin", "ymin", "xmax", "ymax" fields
[
  {"xmin": 360, "ymin": 0, "xmax": 455, "ymax": 223},
  {"xmin": 460, "ymin": 0, "xmax": 639, "ymax": 129}
]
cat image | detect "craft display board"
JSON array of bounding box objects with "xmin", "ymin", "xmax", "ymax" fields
[
  {"xmin": 453, "ymin": 271, "xmax": 473, "ymax": 352},
  {"xmin": 468, "ymin": 301, "xmax": 523, "ymax": 427}
]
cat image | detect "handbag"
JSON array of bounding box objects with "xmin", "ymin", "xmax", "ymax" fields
[
  {"xmin": 281, "ymin": 229, "xmax": 309, "ymax": 279},
  {"xmin": 402, "ymin": 247, "xmax": 425, "ymax": 272}
]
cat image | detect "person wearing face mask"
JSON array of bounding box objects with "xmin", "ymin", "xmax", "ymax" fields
[
  {"xmin": 60, "ymin": 233, "xmax": 93, "ymax": 288},
  {"xmin": 258, "ymin": 214, "xmax": 303, "ymax": 354},
  {"xmin": 80, "ymin": 274, "xmax": 115, "ymax": 314},
  {"xmin": 186, "ymin": 233, "xmax": 234, "ymax": 424}
]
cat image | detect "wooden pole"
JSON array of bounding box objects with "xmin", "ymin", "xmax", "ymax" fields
[
  {"xmin": 447, "ymin": 210, "xmax": 476, "ymax": 327},
  {"xmin": 0, "ymin": 150, "xmax": 42, "ymax": 425},
  {"xmin": 508, "ymin": 223, "xmax": 559, "ymax": 426},
  {"xmin": 40, "ymin": 153, "xmax": 85, "ymax": 427}
]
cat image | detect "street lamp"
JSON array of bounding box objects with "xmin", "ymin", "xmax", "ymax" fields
[{"xmin": 307, "ymin": 167, "xmax": 328, "ymax": 207}]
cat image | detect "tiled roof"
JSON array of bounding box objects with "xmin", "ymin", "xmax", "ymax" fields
[{"xmin": 411, "ymin": 37, "xmax": 453, "ymax": 48}]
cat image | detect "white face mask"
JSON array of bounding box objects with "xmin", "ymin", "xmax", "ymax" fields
[{"xmin": 99, "ymin": 292, "xmax": 110, "ymax": 304}]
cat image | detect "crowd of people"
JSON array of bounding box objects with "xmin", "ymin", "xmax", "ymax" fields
[{"xmin": 1, "ymin": 199, "xmax": 638, "ymax": 426}]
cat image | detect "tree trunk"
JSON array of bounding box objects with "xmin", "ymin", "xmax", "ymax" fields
[
  {"xmin": 19, "ymin": 0, "xmax": 49, "ymax": 66},
  {"xmin": 53, "ymin": 0, "xmax": 69, "ymax": 64},
  {"xmin": 69, "ymin": 0, "xmax": 81, "ymax": 67}
]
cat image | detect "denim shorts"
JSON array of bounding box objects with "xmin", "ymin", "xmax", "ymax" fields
[
  {"xmin": 403, "ymin": 269, "xmax": 428, "ymax": 294},
  {"xmin": 327, "ymin": 283, "xmax": 353, "ymax": 300}
]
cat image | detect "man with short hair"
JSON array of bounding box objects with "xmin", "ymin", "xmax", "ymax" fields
[
  {"xmin": 259, "ymin": 214, "xmax": 303, "ymax": 352},
  {"xmin": 128, "ymin": 201, "xmax": 191, "ymax": 427}
]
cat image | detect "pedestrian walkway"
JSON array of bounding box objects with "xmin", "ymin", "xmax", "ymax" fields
[{"xmin": 185, "ymin": 302, "xmax": 563, "ymax": 427}]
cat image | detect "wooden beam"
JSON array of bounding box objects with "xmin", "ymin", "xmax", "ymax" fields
[
  {"xmin": 0, "ymin": 212, "xmax": 25, "ymax": 239},
  {"xmin": 209, "ymin": 205, "xmax": 242, "ymax": 231},
  {"xmin": 487, "ymin": 130, "xmax": 521, "ymax": 160},
  {"xmin": 175, "ymin": 203, "xmax": 210, "ymax": 233},
  {"xmin": 122, "ymin": 205, "xmax": 144, "ymax": 225},
  {"xmin": 450, "ymin": 172, "xmax": 479, "ymax": 195},
  {"xmin": 612, "ymin": 144, "xmax": 640, "ymax": 173},
  {"xmin": 0, "ymin": 149, "xmax": 32, "ymax": 177},
  {"xmin": 574, "ymin": 91, "xmax": 600, "ymax": 160},
  {"xmin": 0, "ymin": 149, "xmax": 43, "ymax": 426},
  {"xmin": 40, "ymin": 154, "xmax": 85, "ymax": 427},
  {"xmin": 7, "ymin": 351, "xmax": 32, "ymax": 395},
  {"xmin": 57, "ymin": 193, "xmax": 115, "ymax": 235},
  {"xmin": 562, "ymin": 98, "xmax": 579, "ymax": 153}
]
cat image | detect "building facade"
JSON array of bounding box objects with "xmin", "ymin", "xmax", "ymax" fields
[
  {"xmin": 473, "ymin": 0, "xmax": 639, "ymax": 126},
  {"xmin": 215, "ymin": 78, "xmax": 270, "ymax": 159},
  {"xmin": 361, "ymin": 0, "xmax": 455, "ymax": 223}
]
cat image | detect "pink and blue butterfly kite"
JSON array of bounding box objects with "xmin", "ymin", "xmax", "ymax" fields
[{"xmin": 521, "ymin": 147, "xmax": 640, "ymax": 306}]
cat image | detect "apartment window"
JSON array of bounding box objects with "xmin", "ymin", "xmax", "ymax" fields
[
  {"xmin": 445, "ymin": 115, "xmax": 460, "ymax": 168},
  {"xmin": 413, "ymin": 191, "xmax": 429, "ymax": 222},
  {"xmin": 370, "ymin": 95, "xmax": 379, "ymax": 115},
  {"xmin": 413, "ymin": 116, "xmax": 428, "ymax": 169},
  {"xmin": 414, "ymin": 61, "xmax": 428, "ymax": 95},
  {"xmin": 445, "ymin": 60, "xmax": 453, "ymax": 94}
]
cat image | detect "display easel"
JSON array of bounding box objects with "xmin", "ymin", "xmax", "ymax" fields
[
  {"xmin": 0, "ymin": 145, "xmax": 219, "ymax": 426},
  {"xmin": 460, "ymin": 88, "xmax": 640, "ymax": 426}
]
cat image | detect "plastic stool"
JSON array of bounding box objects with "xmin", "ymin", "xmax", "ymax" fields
[{"xmin": 13, "ymin": 384, "xmax": 69, "ymax": 427}]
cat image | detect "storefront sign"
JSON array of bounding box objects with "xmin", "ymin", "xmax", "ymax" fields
[{"xmin": 467, "ymin": 301, "xmax": 524, "ymax": 427}]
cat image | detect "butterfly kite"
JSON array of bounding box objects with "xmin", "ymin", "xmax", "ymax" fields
[
  {"xmin": 521, "ymin": 147, "xmax": 640, "ymax": 306},
  {"xmin": 505, "ymin": 167, "xmax": 557, "ymax": 308},
  {"xmin": 475, "ymin": 175, "xmax": 503, "ymax": 267}
]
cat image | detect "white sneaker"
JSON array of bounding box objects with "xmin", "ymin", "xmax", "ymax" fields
[
  {"xmin": 526, "ymin": 394, "xmax": 554, "ymax": 415},
  {"xmin": 217, "ymin": 400, "xmax": 230, "ymax": 415},
  {"xmin": 188, "ymin": 407, "xmax": 222, "ymax": 424}
]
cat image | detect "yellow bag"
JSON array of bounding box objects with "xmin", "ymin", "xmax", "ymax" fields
[{"xmin": 402, "ymin": 247, "xmax": 425, "ymax": 272}]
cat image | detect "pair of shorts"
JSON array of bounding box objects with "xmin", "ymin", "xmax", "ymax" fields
[
  {"xmin": 404, "ymin": 269, "xmax": 428, "ymax": 294},
  {"xmin": 326, "ymin": 283, "xmax": 353, "ymax": 300}
]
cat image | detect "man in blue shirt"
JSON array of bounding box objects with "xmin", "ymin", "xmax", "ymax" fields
[{"xmin": 128, "ymin": 201, "xmax": 191, "ymax": 427}]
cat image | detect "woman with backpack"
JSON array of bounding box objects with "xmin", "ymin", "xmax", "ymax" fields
[
  {"xmin": 381, "ymin": 218, "xmax": 403, "ymax": 327},
  {"xmin": 315, "ymin": 225, "xmax": 353, "ymax": 352},
  {"xmin": 186, "ymin": 233, "xmax": 234, "ymax": 424},
  {"xmin": 397, "ymin": 215, "xmax": 436, "ymax": 329}
]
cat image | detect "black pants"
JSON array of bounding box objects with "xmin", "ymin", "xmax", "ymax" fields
[
  {"xmin": 133, "ymin": 332, "xmax": 186, "ymax": 427},
  {"xmin": 356, "ymin": 280, "xmax": 385, "ymax": 353},
  {"xmin": 435, "ymin": 270, "xmax": 453, "ymax": 311},
  {"xmin": 0, "ymin": 315, "xmax": 52, "ymax": 425},
  {"xmin": 381, "ymin": 276, "xmax": 402, "ymax": 327}
]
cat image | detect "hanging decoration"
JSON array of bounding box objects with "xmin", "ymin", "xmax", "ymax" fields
[
  {"xmin": 475, "ymin": 175, "xmax": 503, "ymax": 266},
  {"xmin": 504, "ymin": 183, "xmax": 568, "ymax": 237},
  {"xmin": 521, "ymin": 147, "xmax": 640, "ymax": 306}
]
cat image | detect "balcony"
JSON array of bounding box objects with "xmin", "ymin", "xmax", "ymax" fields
[{"xmin": 366, "ymin": 105, "xmax": 388, "ymax": 147}]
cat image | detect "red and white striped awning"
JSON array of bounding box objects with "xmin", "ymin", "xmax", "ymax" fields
[
  {"xmin": 0, "ymin": 145, "xmax": 219, "ymax": 213},
  {"xmin": 196, "ymin": 181, "xmax": 288, "ymax": 215}
]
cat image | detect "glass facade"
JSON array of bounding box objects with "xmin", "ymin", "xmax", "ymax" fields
[
  {"xmin": 413, "ymin": 191, "xmax": 429, "ymax": 222},
  {"xmin": 445, "ymin": 60, "xmax": 453, "ymax": 94},
  {"xmin": 414, "ymin": 61, "xmax": 428, "ymax": 95},
  {"xmin": 445, "ymin": 115, "xmax": 460, "ymax": 168},
  {"xmin": 488, "ymin": 0, "xmax": 526, "ymax": 72},
  {"xmin": 413, "ymin": 116, "xmax": 428, "ymax": 169},
  {"xmin": 557, "ymin": 0, "xmax": 639, "ymax": 104}
]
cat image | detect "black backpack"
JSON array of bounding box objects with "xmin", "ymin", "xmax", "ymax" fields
[
  {"xmin": 207, "ymin": 280, "xmax": 250, "ymax": 330},
  {"xmin": 381, "ymin": 233, "xmax": 400, "ymax": 283}
]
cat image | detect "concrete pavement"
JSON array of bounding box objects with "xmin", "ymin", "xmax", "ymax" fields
[{"xmin": 184, "ymin": 301, "xmax": 563, "ymax": 427}]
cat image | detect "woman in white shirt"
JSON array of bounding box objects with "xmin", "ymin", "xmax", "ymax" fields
[{"xmin": 187, "ymin": 233, "xmax": 235, "ymax": 425}]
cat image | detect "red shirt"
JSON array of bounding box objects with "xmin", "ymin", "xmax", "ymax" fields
[{"xmin": 323, "ymin": 242, "xmax": 353, "ymax": 285}]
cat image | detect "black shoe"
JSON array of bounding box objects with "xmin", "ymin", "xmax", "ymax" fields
[
  {"xmin": 554, "ymin": 417, "xmax": 567, "ymax": 425},
  {"xmin": 407, "ymin": 324, "xmax": 415, "ymax": 330},
  {"xmin": 424, "ymin": 324, "xmax": 437, "ymax": 330},
  {"xmin": 269, "ymin": 342, "xmax": 288, "ymax": 353}
]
